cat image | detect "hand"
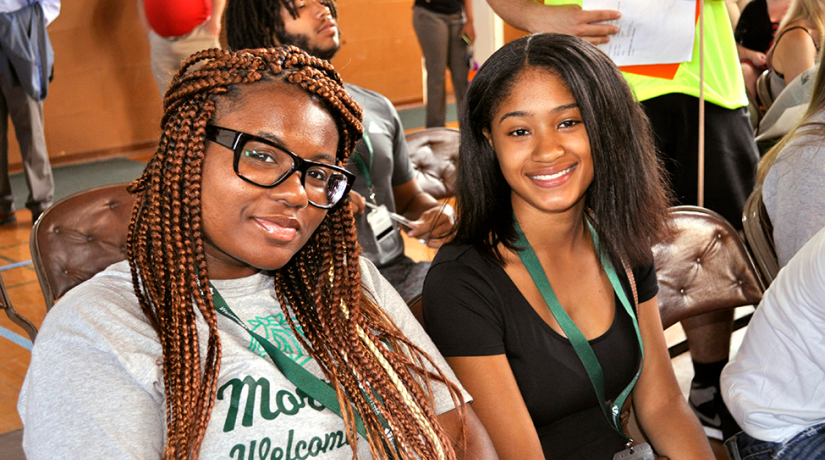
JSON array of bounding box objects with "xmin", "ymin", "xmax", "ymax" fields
[
  {"xmin": 461, "ymin": 22, "xmax": 476, "ymax": 44},
  {"xmin": 533, "ymin": 5, "xmax": 620, "ymax": 45},
  {"xmin": 349, "ymin": 191, "xmax": 366, "ymax": 216},
  {"xmin": 405, "ymin": 203, "xmax": 455, "ymax": 248},
  {"xmin": 748, "ymin": 51, "xmax": 767, "ymax": 68}
]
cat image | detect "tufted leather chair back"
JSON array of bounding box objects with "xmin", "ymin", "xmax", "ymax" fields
[
  {"xmin": 653, "ymin": 206, "xmax": 764, "ymax": 329},
  {"xmin": 742, "ymin": 188, "xmax": 779, "ymax": 288},
  {"xmin": 31, "ymin": 184, "xmax": 136, "ymax": 311},
  {"xmin": 406, "ymin": 127, "xmax": 460, "ymax": 200}
]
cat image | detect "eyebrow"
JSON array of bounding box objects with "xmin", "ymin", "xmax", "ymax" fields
[
  {"xmin": 255, "ymin": 131, "xmax": 336, "ymax": 163},
  {"xmin": 497, "ymin": 103, "xmax": 579, "ymax": 124}
]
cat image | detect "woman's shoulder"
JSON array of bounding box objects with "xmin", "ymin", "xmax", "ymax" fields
[
  {"xmin": 775, "ymin": 22, "xmax": 818, "ymax": 49},
  {"xmin": 39, "ymin": 261, "xmax": 155, "ymax": 347},
  {"xmin": 431, "ymin": 241, "xmax": 495, "ymax": 269}
]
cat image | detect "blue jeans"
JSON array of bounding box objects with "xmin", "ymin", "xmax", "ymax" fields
[{"xmin": 725, "ymin": 423, "xmax": 825, "ymax": 460}]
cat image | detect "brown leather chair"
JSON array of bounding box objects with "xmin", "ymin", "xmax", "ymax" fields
[
  {"xmin": 742, "ymin": 187, "xmax": 779, "ymax": 288},
  {"xmin": 30, "ymin": 184, "xmax": 136, "ymax": 311},
  {"xmin": 653, "ymin": 206, "xmax": 764, "ymax": 331},
  {"xmin": 406, "ymin": 127, "xmax": 460, "ymax": 200}
]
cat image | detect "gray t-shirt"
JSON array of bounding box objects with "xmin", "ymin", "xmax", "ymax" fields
[
  {"xmin": 18, "ymin": 259, "xmax": 468, "ymax": 459},
  {"xmin": 763, "ymin": 110, "xmax": 825, "ymax": 267},
  {"xmin": 345, "ymin": 83, "xmax": 416, "ymax": 268}
]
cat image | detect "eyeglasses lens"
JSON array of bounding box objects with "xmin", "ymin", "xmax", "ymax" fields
[{"xmin": 238, "ymin": 139, "xmax": 348, "ymax": 207}]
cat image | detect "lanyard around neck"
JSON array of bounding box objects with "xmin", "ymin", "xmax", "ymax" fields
[
  {"xmin": 513, "ymin": 219, "xmax": 644, "ymax": 438},
  {"xmin": 210, "ymin": 284, "xmax": 380, "ymax": 440},
  {"xmin": 351, "ymin": 132, "xmax": 375, "ymax": 190}
]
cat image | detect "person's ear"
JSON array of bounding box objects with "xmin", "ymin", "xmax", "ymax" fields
[{"xmin": 482, "ymin": 128, "xmax": 493, "ymax": 148}]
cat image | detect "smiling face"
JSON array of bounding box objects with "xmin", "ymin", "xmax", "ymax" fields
[
  {"xmin": 202, "ymin": 80, "xmax": 340, "ymax": 279},
  {"xmin": 486, "ymin": 67, "xmax": 594, "ymax": 221},
  {"xmin": 279, "ymin": 0, "xmax": 340, "ymax": 60}
]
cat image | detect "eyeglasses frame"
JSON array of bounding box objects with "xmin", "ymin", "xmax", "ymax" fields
[{"xmin": 205, "ymin": 124, "xmax": 356, "ymax": 209}]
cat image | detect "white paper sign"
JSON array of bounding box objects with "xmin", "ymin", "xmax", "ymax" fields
[{"xmin": 584, "ymin": 0, "xmax": 697, "ymax": 67}]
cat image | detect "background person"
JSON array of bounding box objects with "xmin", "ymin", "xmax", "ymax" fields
[
  {"xmin": 763, "ymin": 0, "xmax": 825, "ymax": 101},
  {"xmin": 423, "ymin": 33, "xmax": 714, "ymax": 460},
  {"xmin": 0, "ymin": 0, "xmax": 58, "ymax": 225},
  {"xmin": 413, "ymin": 0, "xmax": 475, "ymax": 127},
  {"xmin": 18, "ymin": 46, "xmax": 496, "ymax": 460},
  {"xmin": 735, "ymin": 0, "xmax": 791, "ymax": 100},
  {"xmin": 756, "ymin": 56, "xmax": 825, "ymax": 266},
  {"xmin": 137, "ymin": 0, "xmax": 225, "ymax": 96},
  {"xmin": 226, "ymin": 0, "xmax": 455, "ymax": 302},
  {"xmin": 721, "ymin": 226, "xmax": 825, "ymax": 459}
]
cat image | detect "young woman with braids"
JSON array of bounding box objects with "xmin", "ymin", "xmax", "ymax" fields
[
  {"xmin": 18, "ymin": 46, "xmax": 496, "ymax": 460},
  {"xmin": 422, "ymin": 34, "xmax": 714, "ymax": 459}
]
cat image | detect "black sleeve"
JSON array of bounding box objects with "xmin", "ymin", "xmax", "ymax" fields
[
  {"xmin": 421, "ymin": 259, "xmax": 506, "ymax": 357},
  {"xmin": 633, "ymin": 262, "xmax": 659, "ymax": 305}
]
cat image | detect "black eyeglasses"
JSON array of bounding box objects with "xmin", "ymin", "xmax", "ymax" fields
[{"xmin": 205, "ymin": 125, "xmax": 355, "ymax": 209}]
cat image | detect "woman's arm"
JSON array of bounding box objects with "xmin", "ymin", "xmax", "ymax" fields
[
  {"xmin": 773, "ymin": 27, "xmax": 818, "ymax": 85},
  {"xmin": 438, "ymin": 403, "xmax": 500, "ymax": 459},
  {"xmin": 767, "ymin": 139, "xmax": 825, "ymax": 266},
  {"xmin": 631, "ymin": 296, "xmax": 714, "ymax": 459},
  {"xmin": 484, "ymin": 0, "xmax": 619, "ymax": 44},
  {"xmin": 19, "ymin": 294, "xmax": 165, "ymax": 459},
  {"xmin": 445, "ymin": 355, "xmax": 546, "ymax": 460}
]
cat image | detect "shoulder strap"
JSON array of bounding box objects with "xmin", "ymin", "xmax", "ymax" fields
[{"xmin": 769, "ymin": 26, "xmax": 817, "ymax": 66}]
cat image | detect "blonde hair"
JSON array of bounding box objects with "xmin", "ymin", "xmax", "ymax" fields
[{"xmin": 775, "ymin": 0, "xmax": 825, "ymax": 43}]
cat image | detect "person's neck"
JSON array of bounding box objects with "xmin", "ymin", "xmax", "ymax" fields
[{"xmin": 512, "ymin": 200, "xmax": 589, "ymax": 260}]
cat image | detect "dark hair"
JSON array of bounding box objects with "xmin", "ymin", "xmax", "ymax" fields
[
  {"xmin": 226, "ymin": 0, "xmax": 339, "ymax": 52},
  {"xmin": 454, "ymin": 33, "xmax": 671, "ymax": 267},
  {"xmin": 130, "ymin": 47, "xmax": 461, "ymax": 460}
]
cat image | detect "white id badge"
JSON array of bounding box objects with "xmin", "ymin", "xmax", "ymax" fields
[
  {"xmin": 366, "ymin": 205, "xmax": 394, "ymax": 242},
  {"xmin": 613, "ymin": 442, "xmax": 655, "ymax": 460}
]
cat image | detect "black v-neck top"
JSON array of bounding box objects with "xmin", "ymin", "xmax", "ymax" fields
[{"xmin": 422, "ymin": 243, "xmax": 658, "ymax": 459}]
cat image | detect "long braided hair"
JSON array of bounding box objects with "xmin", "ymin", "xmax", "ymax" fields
[{"xmin": 127, "ymin": 47, "xmax": 463, "ymax": 460}]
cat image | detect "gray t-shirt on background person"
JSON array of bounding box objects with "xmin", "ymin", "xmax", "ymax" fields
[
  {"xmin": 18, "ymin": 259, "xmax": 469, "ymax": 459},
  {"xmin": 344, "ymin": 83, "xmax": 415, "ymax": 268},
  {"xmin": 763, "ymin": 110, "xmax": 825, "ymax": 267}
]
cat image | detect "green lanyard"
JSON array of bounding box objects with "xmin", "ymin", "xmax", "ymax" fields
[
  {"xmin": 513, "ymin": 219, "xmax": 644, "ymax": 439},
  {"xmin": 210, "ymin": 284, "xmax": 392, "ymax": 443},
  {"xmin": 350, "ymin": 132, "xmax": 376, "ymax": 196}
]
